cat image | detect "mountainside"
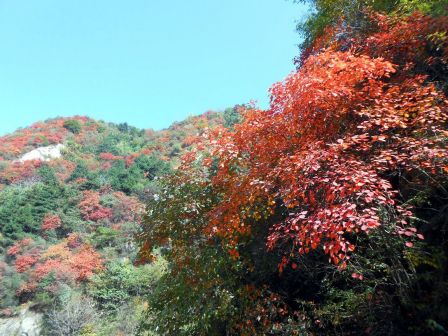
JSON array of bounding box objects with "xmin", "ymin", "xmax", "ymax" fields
[{"xmin": 0, "ymin": 111, "xmax": 230, "ymax": 335}]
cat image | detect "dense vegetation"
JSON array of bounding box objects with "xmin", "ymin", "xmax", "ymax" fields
[
  {"xmin": 137, "ymin": 1, "xmax": 448, "ymax": 335},
  {"xmin": 1, "ymin": 1, "xmax": 447, "ymax": 335},
  {"xmin": 0, "ymin": 112, "xmax": 229, "ymax": 335}
]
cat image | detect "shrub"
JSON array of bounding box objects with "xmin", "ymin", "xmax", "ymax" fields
[{"xmin": 63, "ymin": 120, "xmax": 82, "ymax": 134}]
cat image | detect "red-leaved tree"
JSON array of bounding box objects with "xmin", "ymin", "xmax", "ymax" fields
[
  {"xmin": 41, "ymin": 213, "xmax": 62, "ymax": 231},
  {"xmin": 191, "ymin": 21, "xmax": 447, "ymax": 270},
  {"xmin": 78, "ymin": 190, "xmax": 112, "ymax": 222}
]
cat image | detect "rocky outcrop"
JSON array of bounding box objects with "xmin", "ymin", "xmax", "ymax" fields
[
  {"xmin": 18, "ymin": 144, "xmax": 65, "ymax": 163},
  {"xmin": 0, "ymin": 306, "xmax": 42, "ymax": 336}
]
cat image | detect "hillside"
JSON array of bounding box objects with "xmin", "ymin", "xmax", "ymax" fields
[{"xmin": 0, "ymin": 110, "xmax": 234, "ymax": 335}]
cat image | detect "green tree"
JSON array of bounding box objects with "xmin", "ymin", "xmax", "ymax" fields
[
  {"xmin": 63, "ymin": 120, "xmax": 82, "ymax": 134},
  {"xmin": 89, "ymin": 261, "xmax": 164, "ymax": 313},
  {"xmin": 67, "ymin": 161, "xmax": 100, "ymax": 190},
  {"xmin": 223, "ymin": 105, "xmax": 243, "ymax": 129},
  {"xmin": 138, "ymin": 171, "xmax": 249, "ymax": 335},
  {"xmin": 135, "ymin": 155, "xmax": 171, "ymax": 179}
]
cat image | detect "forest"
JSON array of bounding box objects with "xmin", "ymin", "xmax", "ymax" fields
[{"xmin": 1, "ymin": 0, "xmax": 448, "ymax": 335}]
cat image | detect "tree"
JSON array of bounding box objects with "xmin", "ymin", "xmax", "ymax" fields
[
  {"xmin": 38, "ymin": 164, "xmax": 59, "ymax": 186},
  {"xmin": 63, "ymin": 120, "xmax": 82, "ymax": 134},
  {"xmin": 41, "ymin": 213, "xmax": 62, "ymax": 231},
  {"xmin": 89, "ymin": 261, "xmax": 159, "ymax": 313},
  {"xmin": 44, "ymin": 295, "xmax": 98, "ymax": 336},
  {"xmin": 78, "ymin": 190, "xmax": 112, "ymax": 222},
  {"xmin": 139, "ymin": 6, "xmax": 448, "ymax": 335},
  {"xmin": 67, "ymin": 161, "xmax": 100, "ymax": 190},
  {"xmin": 294, "ymin": 0, "xmax": 448, "ymax": 67},
  {"xmin": 223, "ymin": 105, "xmax": 243, "ymax": 129},
  {"xmin": 138, "ymin": 171, "xmax": 247, "ymax": 335},
  {"xmin": 33, "ymin": 237, "xmax": 104, "ymax": 282},
  {"xmin": 134, "ymin": 155, "xmax": 171, "ymax": 180},
  {"xmin": 14, "ymin": 252, "xmax": 40, "ymax": 273}
]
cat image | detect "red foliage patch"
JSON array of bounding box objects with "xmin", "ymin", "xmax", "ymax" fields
[
  {"xmin": 41, "ymin": 213, "xmax": 62, "ymax": 231},
  {"xmin": 195, "ymin": 35, "xmax": 447, "ymax": 270},
  {"xmin": 33, "ymin": 238, "xmax": 104, "ymax": 282},
  {"xmin": 111, "ymin": 191, "xmax": 145, "ymax": 224},
  {"xmin": 78, "ymin": 190, "xmax": 113, "ymax": 222},
  {"xmin": 7, "ymin": 238, "xmax": 34, "ymax": 256},
  {"xmin": 0, "ymin": 160, "xmax": 42, "ymax": 184},
  {"xmin": 15, "ymin": 249, "xmax": 41, "ymax": 273},
  {"xmin": 99, "ymin": 152, "xmax": 122, "ymax": 161}
]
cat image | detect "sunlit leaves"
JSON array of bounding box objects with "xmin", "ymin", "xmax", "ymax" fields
[{"xmin": 200, "ymin": 30, "xmax": 447, "ymax": 270}]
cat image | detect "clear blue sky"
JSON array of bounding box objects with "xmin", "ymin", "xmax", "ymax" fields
[{"xmin": 0, "ymin": 0, "xmax": 308, "ymax": 135}]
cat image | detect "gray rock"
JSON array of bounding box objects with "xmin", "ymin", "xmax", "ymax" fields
[{"xmin": 0, "ymin": 306, "xmax": 42, "ymax": 336}]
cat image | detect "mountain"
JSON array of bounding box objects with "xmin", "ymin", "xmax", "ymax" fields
[{"xmin": 0, "ymin": 111, "xmax": 228, "ymax": 335}]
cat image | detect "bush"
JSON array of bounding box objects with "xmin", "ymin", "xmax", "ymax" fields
[
  {"xmin": 63, "ymin": 120, "xmax": 82, "ymax": 134},
  {"xmin": 89, "ymin": 259, "xmax": 165, "ymax": 314},
  {"xmin": 44, "ymin": 294, "xmax": 99, "ymax": 336}
]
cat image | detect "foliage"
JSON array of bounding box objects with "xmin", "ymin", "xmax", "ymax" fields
[
  {"xmin": 223, "ymin": 105, "xmax": 244, "ymax": 129},
  {"xmin": 44, "ymin": 294, "xmax": 98, "ymax": 336},
  {"xmin": 0, "ymin": 257, "xmax": 22, "ymax": 308},
  {"xmin": 0, "ymin": 111, "xmax": 223, "ymax": 324},
  {"xmin": 137, "ymin": 4, "xmax": 448, "ymax": 335},
  {"xmin": 63, "ymin": 119, "xmax": 83, "ymax": 134},
  {"xmin": 7, "ymin": 235, "xmax": 104, "ymax": 289},
  {"xmin": 67, "ymin": 161, "xmax": 101, "ymax": 190},
  {"xmin": 1, "ymin": 3, "xmax": 447, "ymax": 334},
  {"xmin": 89, "ymin": 259, "xmax": 165, "ymax": 313},
  {"xmin": 294, "ymin": 0, "xmax": 448, "ymax": 62},
  {"xmin": 0, "ymin": 170, "xmax": 69, "ymax": 245},
  {"xmin": 79, "ymin": 190, "xmax": 113, "ymax": 222},
  {"xmin": 41, "ymin": 213, "xmax": 62, "ymax": 231},
  {"xmin": 138, "ymin": 171, "xmax": 244, "ymax": 335}
]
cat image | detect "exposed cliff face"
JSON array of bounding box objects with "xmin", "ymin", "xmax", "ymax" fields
[
  {"xmin": 0, "ymin": 306, "xmax": 42, "ymax": 336},
  {"xmin": 18, "ymin": 144, "xmax": 65, "ymax": 163}
]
